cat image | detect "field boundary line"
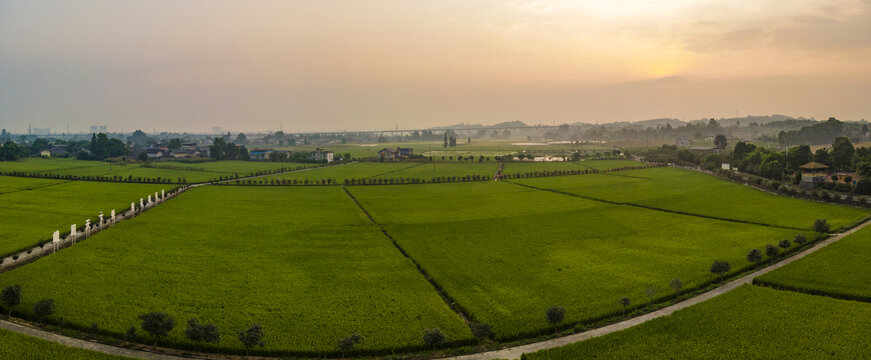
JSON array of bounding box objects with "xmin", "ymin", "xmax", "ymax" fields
[
  {"xmin": 441, "ymin": 217, "xmax": 871, "ymax": 360},
  {"xmin": 368, "ymin": 161, "xmax": 424, "ymax": 178},
  {"xmin": 506, "ymin": 180, "xmax": 806, "ymax": 231},
  {"xmin": 0, "ymin": 179, "xmax": 74, "ymax": 196},
  {"xmin": 340, "ymin": 186, "xmax": 478, "ymax": 328},
  {"xmin": 207, "ymin": 161, "xmax": 355, "ymax": 185}
]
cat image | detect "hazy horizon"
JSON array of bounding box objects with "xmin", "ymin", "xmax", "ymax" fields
[{"xmin": 2, "ymin": 0, "xmax": 870, "ymax": 133}]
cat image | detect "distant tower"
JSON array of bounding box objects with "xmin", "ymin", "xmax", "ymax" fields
[{"xmin": 28, "ymin": 123, "xmax": 32, "ymax": 135}]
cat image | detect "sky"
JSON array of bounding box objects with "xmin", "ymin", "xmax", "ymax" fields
[{"xmin": 1, "ymin": 0, "xmax": 870, "ymax": 133}]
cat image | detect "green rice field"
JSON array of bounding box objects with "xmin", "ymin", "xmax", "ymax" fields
[
  {"xmin": 0, "ymin": 176, "xmax": 173, "ymax": 255},
  {"xmin": 524, "ymin": 285, "xmax": 871, "ymax": 359},
  {"xmin": 0, "ymin": 186, "xmax": 471, "ymax": 354},
  {"xmin": 517, "ymin": 167, "xmax": 869, "ymax": 230},
  {"xmin": 756, "ymin": 224, "xmax": 871, "ymax": 300},
  {"xmin": 348, "ymin": 182, "xmax": 803, "ymax": 339},
  {"xmin": 0, "ymin": 327, "xmax": 131, "ymax": 360}
]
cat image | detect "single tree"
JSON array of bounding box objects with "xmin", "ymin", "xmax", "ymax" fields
[
  {"xmin": 778, "ymin": 239, "xmax": 791, "ymax": 251},
  {"xmin": 184, "ymin": 318, "xmax": 220, "ymax": 349},
  {"xmin": 423, "ymin": 328, "xmax": 445, "ymax": 348},
  {"xmin": 813, "ymin": 219, "xmax": 830, "ymax": 239},
  {"xmin": 709, "ymin": 260, "xmax": 731, "ymax": 283},
  {"xmin": 337, "ymin": 333, "xmax": 364, "ymax": 354},
  {"xmin": 618, "ymin": 297, "xmax": 631, "ymax": 317},
  {"xmin": 765, "ymin": 244, "xmax": 780, "ymax": 257},
  {"xmin": 714, "ymin": 135, "xmax": 728, "ymax": 150},
  {"xmin": 138, "ymin": 312, "xmax": 176, "ymax": 347},
  {"xmin": 794, "ymin": 233, "xmax": 807, "ymax": 246},
  {"xmin": 546, "ymin": 306, "xmax": 566, "ymax": 328},
  {"xmin": 670, "ymin": 278, "xmax": 683, "ymax": 298},
  {"xmin": 746, "ymin": 248, "xmax": 763, "ymax": 264},
  {"xmin": 1, "ymin": 285, "xmax": 22, "ymax": 317},
  {"xmin": 237, "ymin": 323, "xmax": 265, "ymax": 356},
  {"xmin": 32, "ymin": 299, "xmax": 55, "ymax": 324},
  {"xmin": 469, "ymin": 322, "xmax": 492, "ymax": 341},
  {"xmin": 645, "ymin": 285, "xmax": 657, "ymax": 305}
]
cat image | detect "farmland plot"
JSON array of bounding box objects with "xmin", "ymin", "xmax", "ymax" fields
[
  {"xmin": 0, "ymin": 177, "xmax": 171, "ymax": 255},
  {"xmin": 756, "ymin": 224, "xmax": 871, "ymax": 300},
  {"xmin": 264, "ymin": 162, "xmax": 417, "ymax": 183},
  {"xmin": 524, "ymin": 285, "xmax": 871, "ymax": 359},
  {"xmin": 348, "ymin": 182, "xmax": 801, "ymax": 339},
  {"xmin": 0, "ymin": 327, "xmax": 132, "ymax": 360},
  {"xmin": 0, "ymin": 186, "xmax": 471, "ymax": 354},
  {"xmin": 517, "ymin": 167, "xmax": 869, "ymax": 230}
]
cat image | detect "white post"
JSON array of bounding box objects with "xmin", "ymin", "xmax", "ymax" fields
[
  {"xmin": 111, "ymin": 209, "xmax": 116, "ymax": 224},
  {"xmin": 70, "ymin": 224, "xmax": 77, "ymax": 244},
  {"xmin": 98, "ymin": 212, "xmax": 104, "ymax": 227},
  {"xmin": 155, "ymin": 191, "xmax": 159, "ymax": 203},
  {"xmin": 52, "ymin": 231, "xmax": 60, "ymax": 253},
  {"xmin": 162, "ymin": 189, "xmax": 165, "ymax": 199},
  {"xmin": 139, "ymin": 198, "xmax": 144, "ymax": 212},
  {"xmin": 147, "ymin": 195, "xmax": 152, "ymax": 205},
  {"xmin": 131, "ymin": 202, "xmax": 135, "ymax": 214},
  {"xmin": 85, "ymin": 219, "xmax": 91, "ymax": 239}
]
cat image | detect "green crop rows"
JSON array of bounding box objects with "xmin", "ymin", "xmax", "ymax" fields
[
  {"xmin": 0, "ymin": 176, "xmax": 174, "ymax": 256},
  {"xmin": 0, "ymin": 186, "xmax": 471, "ymax": 355},
  {"xmin": 517, "ymin": 167, "xmax": 869, "ymax": 230},
  {"xmin": 524, "ymin": 285, "xmax": 871, "ymax": 359},
  {"xmin": 347, "ymin": 181, "xmax": 806, "ymax": 339},
  {"xmin": 0, "ymin": 327, "xmax": 131, "ymax": 360},
  {"xmin": 756, "ymin": 224, "xmax": 871, "ymax": 300}
]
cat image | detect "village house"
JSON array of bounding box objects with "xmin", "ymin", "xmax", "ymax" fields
[
  {"xmin": 799, "ymin": 162, "xmax": 828, "ymax": 189},
  {"xmin": 308, "ymin": 148, "xmax": 334, "ymax": 163},
  {"xmin": 249, "ymin": 149, "xmax": 274, "ymax": 161},
  {"xmin": 48, "ymin": 145, "xmax": 69, "ymax": 157},
  {"xmin": 169, "ymin": 149, "xmax": 199, "ymax": 159},
  {"xmin": 377, "ymin": 147, "xmax": 414, "ymax": 160},
  {"xmin": 181, "ymin": 142, "xmax": 198, "ymax": 150},
  {"xmin": 145, "ymin": 148, "xmax": 164, "ymax": 159}
]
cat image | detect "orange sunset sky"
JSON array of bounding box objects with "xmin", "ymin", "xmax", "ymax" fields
[{"xmin": 1, "ymin": 0, "xmax": 869, "ymax": 132}]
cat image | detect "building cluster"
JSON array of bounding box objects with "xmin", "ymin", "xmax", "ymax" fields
[
  {"xmin": 141, "ymin": 142, "xmax": 209, "ymax": 159},
  {"xmin": 377, "ymin": 147, "xmax": 414, "ymax": 160}
]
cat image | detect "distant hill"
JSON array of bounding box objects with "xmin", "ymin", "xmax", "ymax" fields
[
  {"xmin": 577, "ymin": 118, "xmax": 686, "ymax": 129},
  {"xmin": 689, "ymin": 114, "xmax": 810, "ymax": 126}
]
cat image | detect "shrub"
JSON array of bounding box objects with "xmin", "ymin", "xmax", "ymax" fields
[
  {"xmin": 855, "ymin": 179, "xmax": 871, "ymax": 195},
  {"xmin": 813, "ymin": 219, "xmax": 830, "ymax": 238},
  {"xmin": 746, "ymin": 248, "xmax": 762, "ymax": 264},
  {"xmin": 546, "ymin": 306, "xmax": 566, "ymax": 325},
  {"xmin": 423, "ymin": 328, "xmax": 445, "ymax": 347},
  {"xmin": 32, "ymin": 299, "xmax": 55, "ymax": 324},
  {"xmin": 237, "ymin": 323, "xmax": 265, "ymax": 355},
  {"xmin": 794, "ymin": 233, "xmax": 807, "ymax": 245},
  {"xmin": 765, "ymin": 244, "xmax": 780, "ymax": 257},
  {"xmin": 778, "ymin": 239, "xmax": 791, "ymax": 250},
  {"xmin": 709, "ymin": 260, "xmax": 731, "ymax": 282},
  {"xmin": 1, "ymin": 285, "xmax": 22, "ymax": 317},
  {"xmin": 138, "ymin": 312, "xmax": 176, "ymax": 347},
  {"xmin": 184, "ymin": 318, "xmax": 220, "ymax": 346}
]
